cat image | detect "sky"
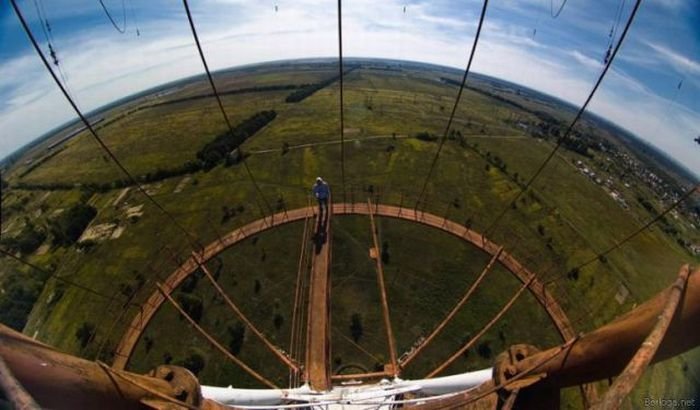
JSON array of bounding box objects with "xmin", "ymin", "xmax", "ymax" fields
[{"xmin": 0, "ymin": 0, "xmax": 698, "ymax": 177}]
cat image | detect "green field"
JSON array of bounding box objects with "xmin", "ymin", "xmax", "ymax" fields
[
  {"xmin": 1, "ymin": 61, "xmax": 698, "ymax": 407},
  {"xmin": 126, "ymin": 216, "xmax": 561, "ymax": 387}
]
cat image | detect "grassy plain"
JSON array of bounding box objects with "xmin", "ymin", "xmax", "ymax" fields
[{"xmin": 1, "ymin": 61, "xmax": 698, "ymax": 406}]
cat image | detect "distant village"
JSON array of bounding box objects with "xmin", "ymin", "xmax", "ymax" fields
[{"xmin": 570, "ymin": 140, "xmax": 699, "ymax": 256}]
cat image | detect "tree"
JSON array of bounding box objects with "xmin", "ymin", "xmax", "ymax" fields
[
  {"xmin": 476, "ymin": 340, "xmax": 492, "ymax": 359},
  {"xmin": 180, "ymin": 349, "xmax": 206, "ymax": 375},
  {"xmin": 0, "ymin": 275, "xmax": 42, "ymax": 330},
  {"xmin": 175, "ymin": 293, "xmax": 203, "ymax": 323},
  {"xmin": 350, "ymin": 313, "xmax": 363, "ymax": 343},
  {"xmin": 49, "ymin": 204, "xmax": 97, "ymax": 246},
  {"xmin": 254, "ymin": 279, "xmax": 261, "ymax": 295},
  {"xmin": 381, "ymin": 241, "xmax": 390, "ymax": 265},
  {"xmin": 75, "ymin": 322, "xmax": 96, "ymax": 349},
  {"xmin": 273, "ymin": 313, "xmax": 284, "ymax": 330},
  {"xmin": 0, "ymin": 223, "xmax": 46, "ymax": 254},
  {"xmin": 197, "ymin": 111, "xmax": 277, "ymax": 168},
  {"xmin": 227, "ymin": 322, "xmax": 246, "ymax": 356},
  {"xmin": 144, "ymin": 335, "xmax": 154, "ymax": 353},
  {"xmin": 460, "ymin": 333, "xmax": 472, "ymax": 359},
  {"xmin": 537, "ymin": 224, "xmax": 546, "ymax": 236},
  {"xmin": 464, "ymin": 218, "xmax": 473, "ymax": 229},
  {"xmin": 284, "ymin": 71, "xmax": 353, "ymax": 103},
  {"xmin": 567, "ymin": 268, "xmax": 580, "ymax": 281},
  {"xmin": 416, "ymin": 131, "xmax": 437, "ymax": 142},
  {"xmin": 181, "ymin": 271, "xmax": 201, "ymax": 293},
  {"xmin": 118, "ymin": 282, "xmax": 133, "ymax": 298}
]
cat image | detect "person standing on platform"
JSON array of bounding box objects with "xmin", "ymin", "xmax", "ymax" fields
[{"xmin": 312, "ymin": 177, "xmax": 330, "ymax": 218}]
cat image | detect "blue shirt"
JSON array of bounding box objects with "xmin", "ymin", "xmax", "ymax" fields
[{"xmin": 313, "ymin": 182, "xmax": 330, "ymax": 200}]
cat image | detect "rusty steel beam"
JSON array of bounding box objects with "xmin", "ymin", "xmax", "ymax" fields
[
  {"xmin": 156, "ymin": 283, "xmax": 278, "ymax": 389},
  {"xmin": 407, "ymin": 338, "xmax": 579, "ymax": 410},
  {"xmin": 289, "ymin": 209, "xmax": 313, "ymax": 387},
  {"xmin": 367, "ymin": 198, "xmax": 399, "ymax": 376},
  {"xmin": 193, "ymin": 252, "xmax": 300, "ymax": 372},
  {"xmin": 512, "ymin": 265, "xmax": 700, "ymax": 389},
  {"xmin": 115, "ymin": 203, "xmax": 574, "ymax": 377},
  {"xmin": 592, "ymin": 265, "xmax": 690, "ymax": 409},
  {"xmin": 0, "ymin": 356, "xmax": 40, "ymax": 410},
  {"xmin": 96, "ymin": 361, "xmax": 199, "ymax": 410},
  {"xmin": 112, "ymin": 210, "xmax": 299, "ymax": 369},
  {"xmin": 427, "ymin": 275, "xmax": 536, "ymax": 378},
  {"xmin": 305, "ymin": 199, "xmax": 333, "ymax": 391},
  {"xmin": 0, "ymin": 323, "xmax": 225, "ymax": 409},
  {"xmin": 400, "ymin": 247, "xmax": 503, "ymax": 368}
]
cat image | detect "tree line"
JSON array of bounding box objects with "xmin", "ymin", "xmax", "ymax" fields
[
  {"xmin": 11, "ymin": 110, "xmax": 279, "ymax": 193},
  {"xmin": 1, "ymin": 203, "xmax": 97, "ymax": 255},
  {"xmin": 148, "ymin": 84, "xmax": 307, "ymax": 109},
  {"xmin": 285, "ymin": 67, "xmax": 358, "ymax": 103},
  {"xmin": 0, "ymin": 200, "xmax": 98, "ymax": 331},
  {"xmin": 197, "ymin": 110, "xmax": 277, "ymax": 169}
]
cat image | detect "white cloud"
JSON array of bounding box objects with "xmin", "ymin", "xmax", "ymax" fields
[
  {"xmin": 0, "ymin": 0, "xmax": 698, "ymax": 178},
  {"xmin": 408, "ymin": 3, "xmax": 474, "ymax": 31},
  {"xmin": 590, "ymin": 85, "xmax": 700, "ymax": 169},
  {"xmin": 645, "ymin": 0, "xmax": 686, "ymax": 12},
  {"xmin": 568, "ymin": 50, "xmax": 602, "ymax": 71},
  {"xmin": 645, "ymin": 41, "xmax": 700, "ymax": 75}
]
